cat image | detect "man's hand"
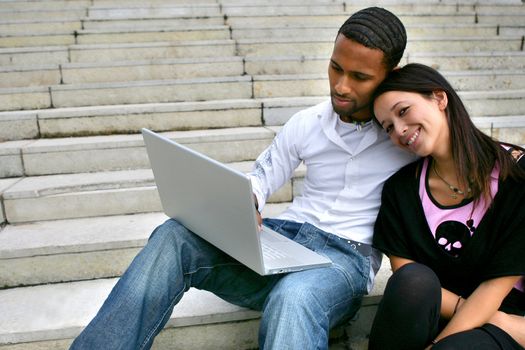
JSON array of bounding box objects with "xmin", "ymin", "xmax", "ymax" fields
[
  {"xmin": 255, "ymin": 210, "xmax": 262, "ymax": 230},
  {"xmin": 253, "ymin": 195, "xmax": 262, "ymax": 231}
]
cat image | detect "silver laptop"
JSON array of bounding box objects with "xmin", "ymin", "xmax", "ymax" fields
[{"xmin": 142, "ymin": 128, "xmax": 332, "ymax": 275}]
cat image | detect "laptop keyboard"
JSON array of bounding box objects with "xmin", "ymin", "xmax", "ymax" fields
[{"xmin": 262, "ymin": 243, "xmax": 288, "ymax": 260}]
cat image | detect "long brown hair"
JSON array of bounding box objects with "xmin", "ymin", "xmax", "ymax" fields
[{"xmin": 371, "ymin": 63, "xmax": 525, "ymax": 201}]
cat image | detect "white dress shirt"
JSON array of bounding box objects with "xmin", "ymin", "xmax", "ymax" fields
[{"xmin": 249, "ymin": 100, "xmax": 417, "ymax": 290}]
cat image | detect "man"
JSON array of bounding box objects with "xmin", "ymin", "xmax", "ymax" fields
[{"xmin": 70, "ymin": 7, "xmax": 415, "ymax": 350}]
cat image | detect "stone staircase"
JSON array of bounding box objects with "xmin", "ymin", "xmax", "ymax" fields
[{"xmin": 1, "ymin": 0, "xmax": 524, "ymax": 349}]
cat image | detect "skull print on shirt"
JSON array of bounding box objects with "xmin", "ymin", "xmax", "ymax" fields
[{"xmin": 435, "ymin": 220, "xmax": 472, "ymax": 257}]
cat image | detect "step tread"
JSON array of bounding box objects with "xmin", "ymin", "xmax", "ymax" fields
[
  {"xmin": 0, "ymin": 279, "xmax": 260, "ymax": 345},
  {"xmin": 0, "ymin": 159, "xmax": 308, "ymax": 200},
  {"xmin": 0, "ymin": 246, "xmax": 389, "ymax": 346},
  {"xmin": 0, "ymin": 204, "xmax": 291, "ymax": 259},
  {"xmin": 0, "ymin": 0, "xmax": 524, "ymax": 348},
  {"xmin": 1, "ymin": 126, "xmax": 273, "ymax": 153}
]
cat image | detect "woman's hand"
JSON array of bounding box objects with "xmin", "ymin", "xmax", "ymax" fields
[
  {"xmin": 489, "ymin": 310, "xmax": 525, "ymax": 347},
  {"xmin": 434, "ymin": 275, "xmax": 521, "ymax": 343}
]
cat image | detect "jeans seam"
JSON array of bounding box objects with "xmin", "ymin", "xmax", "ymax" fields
[
  {"xmin": 335, "ymin": 253, "xmax": 369, "ymax": 296},
  {"xmin": 139, "ymin": 262, "xmax": 244, "ymax": 349},
  {"xmin": 140, "ymin": 289, "xmax": 184, "ymax": 350},
  {"xmin": 186, "ymin": 262, "xmax": 242, "ymax": 276}
]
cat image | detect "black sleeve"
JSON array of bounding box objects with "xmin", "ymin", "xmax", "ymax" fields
[
  {"xmin": 482, "ymin": 176, "xmax": 525, "ymax": 280},
  {"xmin": 373, "ymin": 171, "xmax": 418, "ymax": 261}
]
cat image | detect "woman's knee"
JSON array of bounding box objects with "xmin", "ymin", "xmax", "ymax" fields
[
  {"xmin": 385, "ymin": 263, "xmax": 441, "ymax": 297},
  {"xmin": 378, "ymin": 262, "xmax": 441, "ymax": 323}
]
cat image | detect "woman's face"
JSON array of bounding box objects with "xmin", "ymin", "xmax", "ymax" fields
[{"xmin": 373, "ymin": 90, "xmax": 450, "ymax": 157}]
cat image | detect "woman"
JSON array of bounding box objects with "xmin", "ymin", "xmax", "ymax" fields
[{"xmin": 368, "ymin": 63, "xmax": 525, "ymax": 349}]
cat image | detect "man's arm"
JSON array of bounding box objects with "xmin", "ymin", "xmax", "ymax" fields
[{"xmin": 249, "ymin": 115, "xmax": 303, "ymax": 212}]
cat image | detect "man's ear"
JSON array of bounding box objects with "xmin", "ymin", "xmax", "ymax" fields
[{"xmin": 433, "ymin": 90, "xmax": 448, "ymax": 110}]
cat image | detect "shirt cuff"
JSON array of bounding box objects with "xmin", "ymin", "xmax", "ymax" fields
[{"xmin": 249, "ymin": 176, "xmax": 266, "ymax": 212}]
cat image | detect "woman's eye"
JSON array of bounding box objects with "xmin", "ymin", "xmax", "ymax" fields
[
  {"xmin": 399, "ymin": 107, "xmax": 409, "ymax": 117},
  {"xmin": 385, "ymin": 125, "xmax": 393, "ymax": 134}
]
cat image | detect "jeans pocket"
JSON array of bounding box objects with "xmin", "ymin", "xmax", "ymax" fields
[
  {"xmin": 290, "ymin": 223, "xmax": 315, "ymax": 246},
  {"xmin": 263, "ymin": 218, "xmax": 304, "ymax": 241}
]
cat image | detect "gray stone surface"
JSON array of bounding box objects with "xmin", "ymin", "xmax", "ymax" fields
[
  {"xmin": 69, "ymin": 40, "xmax": 236, "ymax": 63},
  {"xmin": 0, "ymin": 141, "xmax": 32, "ymax": 178},
  {"xmin": 0, "ymin": 279, "xmax": 260, "ymax": 345},
  {"xmin": 2, "ymin": 161, "xmax": 299, "ymax": 223},
  {"xmin": 20, "ymin": 127, "xmax": 274, "ymax": 175},
  {"xmin": 37, "ymin": 99, "xmax": 262, "ymax": 137},
  {"xmin": 1, "ymin": 0, "xmax": 524, "ymax": 348},
  {"xmin": 0, "ymin": 65, "xmax": 60, "ymax": 88},
  {"xmin": 0, "ymin": 86, "xmax": 50, "ymax": 112},
  {"xmin": 0, "ymin": 46, "xmax": 68, "ymax": 66},
  {"xmin": 61, "ymin": 56, "xmax": 244, "ymax": 84},
  {"xmin": 50, "ymin": 76, "xmax": 253, "ymax": 108},
  {"xmin": 0, "ymin": 255, "xmax": 390, "ymax": 347},
  {"xmin": 408, "ymin": 51, "xmax": 525, "ymax": 71},
  {"xmin": 0, "ymin": 111, "xmax": 38, "ymax": 142},
  {"xmin": 0, "ymin": 178, "xmax": 20, "ymax": 224}
]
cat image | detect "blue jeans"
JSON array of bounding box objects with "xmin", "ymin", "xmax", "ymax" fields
[{"xmin": 70, "ymin": 218, "xmax": 370, "ymax": 350}]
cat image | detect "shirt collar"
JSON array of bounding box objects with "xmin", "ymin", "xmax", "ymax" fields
[{"xmin": 318, "ymin": 101, "xmax": 382, "ymax": 155}]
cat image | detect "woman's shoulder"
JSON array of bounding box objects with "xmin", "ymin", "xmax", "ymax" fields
[
  {"xmin": 386, "ymin": 158, "xmax": 424, "ymax": 186},
  {"xmin": 380, "ymin": 158, "xmax": 425, "ymax": 201}
]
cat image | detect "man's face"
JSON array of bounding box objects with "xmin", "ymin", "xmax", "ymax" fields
[{"xmin": 328, "ymin": 34, "xmax": 389, "ymax": 122}]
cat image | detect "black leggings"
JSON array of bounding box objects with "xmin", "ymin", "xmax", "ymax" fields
[{"xmin": 368, "ymin": 263, "xmax": 523, "ymax": 350}]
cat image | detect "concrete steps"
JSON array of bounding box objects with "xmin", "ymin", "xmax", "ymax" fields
[
  {"xmin": 1, "ymin": 72, "xmax": 525, "ymax": 111},
  {"xmin": 0, "ymin": 205, "xmax": 387, "ymax": 349},
  {"xmin": 1, "ymin": 115, "xmax": 523, "ymax": 224},
  {"xmin": 0, "ymin": 92, "xmax": 523, "ymax": 138},
  {"xmin": 0, "ymin": 56, "xmax": 245, "ymax": 88},
  {"xmin": 0, "ymin": 279, "xmax": 263, "ymax": 349},
  {"xmin": 2, "ymin": 34, "xmax": 522, "ymax": 66},
  {"xmin": 0, "ymin": 161, "xmax": 299, "ymax": 223},
  {"xmin": 0, "ymin": 99, "xmax": 265, "ymax": 140},
  {"xmin": 1, "ymin": 127, "xmax": 275, "ymax": 176},
  {"xmin": 0, "ymin": 266, "xmax": 385, "ymax": 349},
  {"xmin": 0, "ymin": 0, "xmax": 524, "ymax": 348},
  {"xmin": 0, "ymin": 204, "xmax": 290, "ymax": 287},
  {"xmin": 3, "ymin": 51, "xmax": 525, "ymax": 87}
]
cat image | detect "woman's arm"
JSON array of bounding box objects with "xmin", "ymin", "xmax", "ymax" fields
[
  {"xmin": 434, "ymin": 275, "xmax": 521, "ymax": 343},
  {"xmin": 490, "ymin": 311, "xmax": 525, "ymax": 347},
  {"xmin": 389, "ymin": 255, "xmax": 522, "ymax": 345}
]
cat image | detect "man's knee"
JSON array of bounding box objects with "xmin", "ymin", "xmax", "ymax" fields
[
  {"xmin": 264, "ymin": 279, "xmax": 322, "ymax": 315},
  {"xmin": 149, "ymin": 219, "xmax": 190, "ymax": 246}
]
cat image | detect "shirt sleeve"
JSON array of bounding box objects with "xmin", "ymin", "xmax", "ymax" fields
[
  {"xmin": 248, "ymin": 113, "xmax": 304, "ymax": 211},
  {"xmin": 482, "ymin": 172, "xmax": 525, "ymax": 280}
]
